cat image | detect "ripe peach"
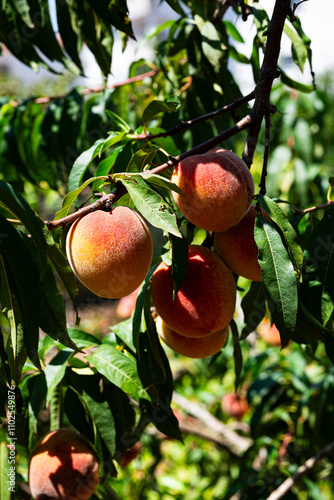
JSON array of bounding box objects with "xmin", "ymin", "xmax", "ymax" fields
[
  {"xmin": 119, "ymin": 442, "xmax": 142, "ymax": 467},
  {"xmin": 115, "ymin": 286, "xmax": 141, "ymax": 320},
  {"xmin": 171, "ymin": 150, "xmax": 254, "ymax": 232},
  {"xmin": 221, "ymin": 392, "xmax": 249, "ymax": 420},
  {"xmin": 151, "ymin": 245, "xmax": 236, "ymax": 337},
  {"xmin": 156, "ymin": 316, "xmax": 228, "ymax": 358},
  {"xmin": 214, "ymin": 205, "xmax": 271, "ymax": 281},
  {"xmin": 258, "ymin": 317, "xmax": 282, "ymax": 347},
  {"xmin": 66, "ymin": 207, "xmax": 153, "ymax": 299},
  {"xmin": 28, "ymin": 428, "xmax": 100, "ymax": 500}
]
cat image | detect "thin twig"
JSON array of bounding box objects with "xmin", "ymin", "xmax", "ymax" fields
[
  {"xmin": 292, "ymin": 201, "xmax": 333, "ymax": 216},
  {"xmin": 32, "ymin": 68, "xmax": 160, "ymax": 105},
  {"xmin": 259, "ymin": 111, "xmax": 271, "ymax": 195},
  {"xmin": 137, "ymin": 91, "xmax": 255, "ymax": 141},
  {"xmin": 151, "ymin": 113, "xmax": 252, "ymax": 176},
  {"xmin": 266, "ymin": 441, "xmax": 334, "ymax": 500},
  {"xmin": 45, "ymin": 184, "xmax": 127, "ymax": 231}
]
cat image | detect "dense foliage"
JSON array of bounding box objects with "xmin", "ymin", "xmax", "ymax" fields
[{"xmin": 1, "ymin": 1, "xmax": 334, "ymax": 498}]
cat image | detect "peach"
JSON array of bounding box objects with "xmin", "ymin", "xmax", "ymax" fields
[
  {"xmin": 119, "ymin": 442, "xmax": 142, "ymax": 467},
  {"xmin": 28, "ymin": 428, "xmax": 100, "ymax": 500},
  {"xmin": 171, "ymin": 149, "xmax": 254, "ymax": 232},
  {"xmin": 156, "ymin": 316, "xmax": 228, "ymax": 358},
  {"xmin": 214, "ymin": 205, "xmax": 271, "ymax": 281},
  {"xmin": 66, "ymin": 207, "xmax": 153, "ymax": 299},
  {"xmin": 221, "ymin": 392, "xmax": 249, "ymax": 420},
  {"xmin": 258, "ymin": 317, "xmax": 283, "ymax": 347},
  {"xmin": 151, "ymin": 245, "xmax": 236, "ymax": 337},
  {"xmin": 115, "ymin": 286, "xmax": 141, "ymax": 320}
]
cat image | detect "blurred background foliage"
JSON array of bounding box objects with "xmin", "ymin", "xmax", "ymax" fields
[{"xmin": 1, "ymin": 1, "xmax": 334, "ymax": 499}]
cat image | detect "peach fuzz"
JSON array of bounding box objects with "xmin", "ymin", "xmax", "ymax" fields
[
  {"xmin": 66, "ymin": 207, "xmax": 153, "ymax": 299},
  {"xmin": 171, "ymin": 150, "xmax": 254, "ymax": 232},
  {"xmin": 151, "ymin": 245, "xmax": 236, "ymax": 338},
  {"xmin": 214, "ymin": 205, "xmax": 271, "ymax": 282},
  {"xmin": 28, "ymin": 428, "xmax": 100, "ymax": 500},
  {"xmin": 156, "ymin": 316, "xmax": 228, "ymax": 358}
]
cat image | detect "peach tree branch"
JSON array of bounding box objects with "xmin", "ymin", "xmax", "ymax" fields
[
  {"xmin": 137, "ymin": 91, "xmax": 255, "ymax": 141},
  {"xmin": 45, "ymin": 114, "xmax": 252, "ymax": 231},
  {"xmin": 243, "ymin": 0, "xmax": 292, "ymax": 168},
  {"xmin": 266, "ymin": 440, "xmax": 334, "ymax": 500}
]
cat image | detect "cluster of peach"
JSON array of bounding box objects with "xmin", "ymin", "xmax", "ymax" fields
[
  {"xmin": 66, "ymin": 148, "xmax": 267, "ymax": 359},
  {"xmin": 153, "ymin": 148, "xmax": 267, "ymax": 358}
]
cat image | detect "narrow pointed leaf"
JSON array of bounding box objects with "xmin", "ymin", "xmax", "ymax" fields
[
  {"xmin": 54, "ymin": 176, "xmax": 103, "ymax": 221},
  {"xmin": 257, "ymin": 195, "xmax": 303, "ymax": 272},
  {"xmin": 67, "ymin": 140, "xmax": 105, "ymax": 193},
  {"xmin": 254, "ymin": 214, "xmax": 298, "ymax": 347},
  {"xmin": 0, "ymin": 442, "xmax": 10, "ymax": 500},
  {"xmin": 87, "ymin": 344, "xmax": 150, "ymax": 403},
  {"xmin": 241, "ymin": 281, "xmax": 266, "ymax": 339},
  {"xmin": 43, "ymin": 228, "xmax": 79, "ymax": 322},
  {"xmin": 45, "ymin": 349, "xmax": 74, "ymax": 406},
  {"xmin": 230, "ymin": 320, "xmax": 243, "ymax": 391},
  {"xmin": 0, "ymin": 216, "xmax": 41, "ymax": 369},
  {"xmin": 0, "ymin": 180, "xmax": 47, "ymax": 277},
  {"xmin": 121, "ymin": 179, "xmax": 182, "ymax": 237},
  {"xmin": 142, "ymin": 97, "xmax": 181, "ymax": 124},
  {"xmin": 301, "ymin": 204, "xmax": 334, "ymax": 326}
]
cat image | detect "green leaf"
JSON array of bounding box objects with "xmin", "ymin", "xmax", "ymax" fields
[
  {"xmin": 0, "ymin": 442, "xmax": 11, "ymax": 500},
  {"xmin": 43, "ymin": 228, "xmax": 79, "ymax": 322},
  {"xmin": 254, "ymin": 214, "xmax": 298, "ymax": 347},
  {"xmin": 301, "ymin": 205, "xmax": 334, "ymax": 326},
  {"xmin": 223, "ymin": 20, "xmax": 244, "ymax": 43},
  {"xmin": 142, "ymin": 20, "xmax": 176, "ymax": 44},
  {"xmin": 257, "ymin": 195, "xmax": 303, "ymax": 272},
  {"xmin": 292, "ymin": 15, "xmax": 313, "ymax": 74},
  {"xmin": 0, "ymin": 216, "xmax": 41, "ymax": 370},
  {"xmin": 88, "ymin": 0, "xmax": 135, "ymax": 40},
  {"xmin": 241, "ymin": 281, "xmax": 266, "ymax": 339},
  {"xmin": 121, "ymin": 178, "xmax": 182, "ymax": 237},
  {"xmin": 0, "ymin": 180, "xmax": 47, "ymax": 277},
  {"xmin": 142, "ymin": 97, "xmax": 181, "ymax": 124},
  {"xmin": 199, "ymin": 20, "xmax": 225, "ymax": 66},
  {"xmin": 67, "ymin": 139, "xmax": 105, "ymax": 193},
  {"xmin": 132, "ymin": 263, "xmax": 159, "ymax": 349},
  {"xmin": 110, "ymin": 319, "xmax": 135, "ymax": 353},
  {"xmin": 230, "ymin": 320, "xmax": 243, "ymax": 391},
  {"xmin": 68, "ymin": 328, "xmax": 102, "ymax": 349},
  {"xmin": 0, "ymin": 330, "xmax": 11, "ymax": 385},
  {"xmin": 279, "ymin": 68, "xmax": 314, "ymax": 93},
  {"xmin": 100, "ymin": 131, "xmax": 128, "ymax": 155},
  {"xmin": 45, "ymin": 349, "xmax": 74, "ymax": 406},
  {"xmin": 82, "ymin": 391, "xmax": 116, "ymax": 457},
  {"xmin": 162, "ymin": 0, "xmax": 185, "ymax": 15},
  {"xmin": 168, "ymin": 234, "xmax": 189, "ymax": 298},
  {"xmin": 64, "ymin": 387, "xmax": 95, "ymax": 441},
  {"xmin": 87, "ymin": 344, "xmax": 150, "ymax": 404},
  {"xmin": 105, "ymin": 110, "xmax": 131, "ymax": 132},
  {"xmin": 132, "ymin": 172, "xmax": 183, "ymax": 196},
  {"xmin": 137, "ymin": 293, "xmax": 167, "ymax": 390},
  {"xmin": 53, "ymin": 176, "xmax": 103, "ymax": 221},
  {"xmin": 126, "ymin": 148, "xmax": 159, "ymax": 173},
  {"xmin": 284, "ymin": 23, "xmax": 308, "ymax": 73},
  {"xmin": 40, "ymin": 263, "xmax": 78, "ymax": 350},
  {"xmin": 105, "ymin": 384, "xmax": 136, "ymax": 455},
  {"xmin": 56, "ymin": 0, "xmax": 83, "ymax": 70}
]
